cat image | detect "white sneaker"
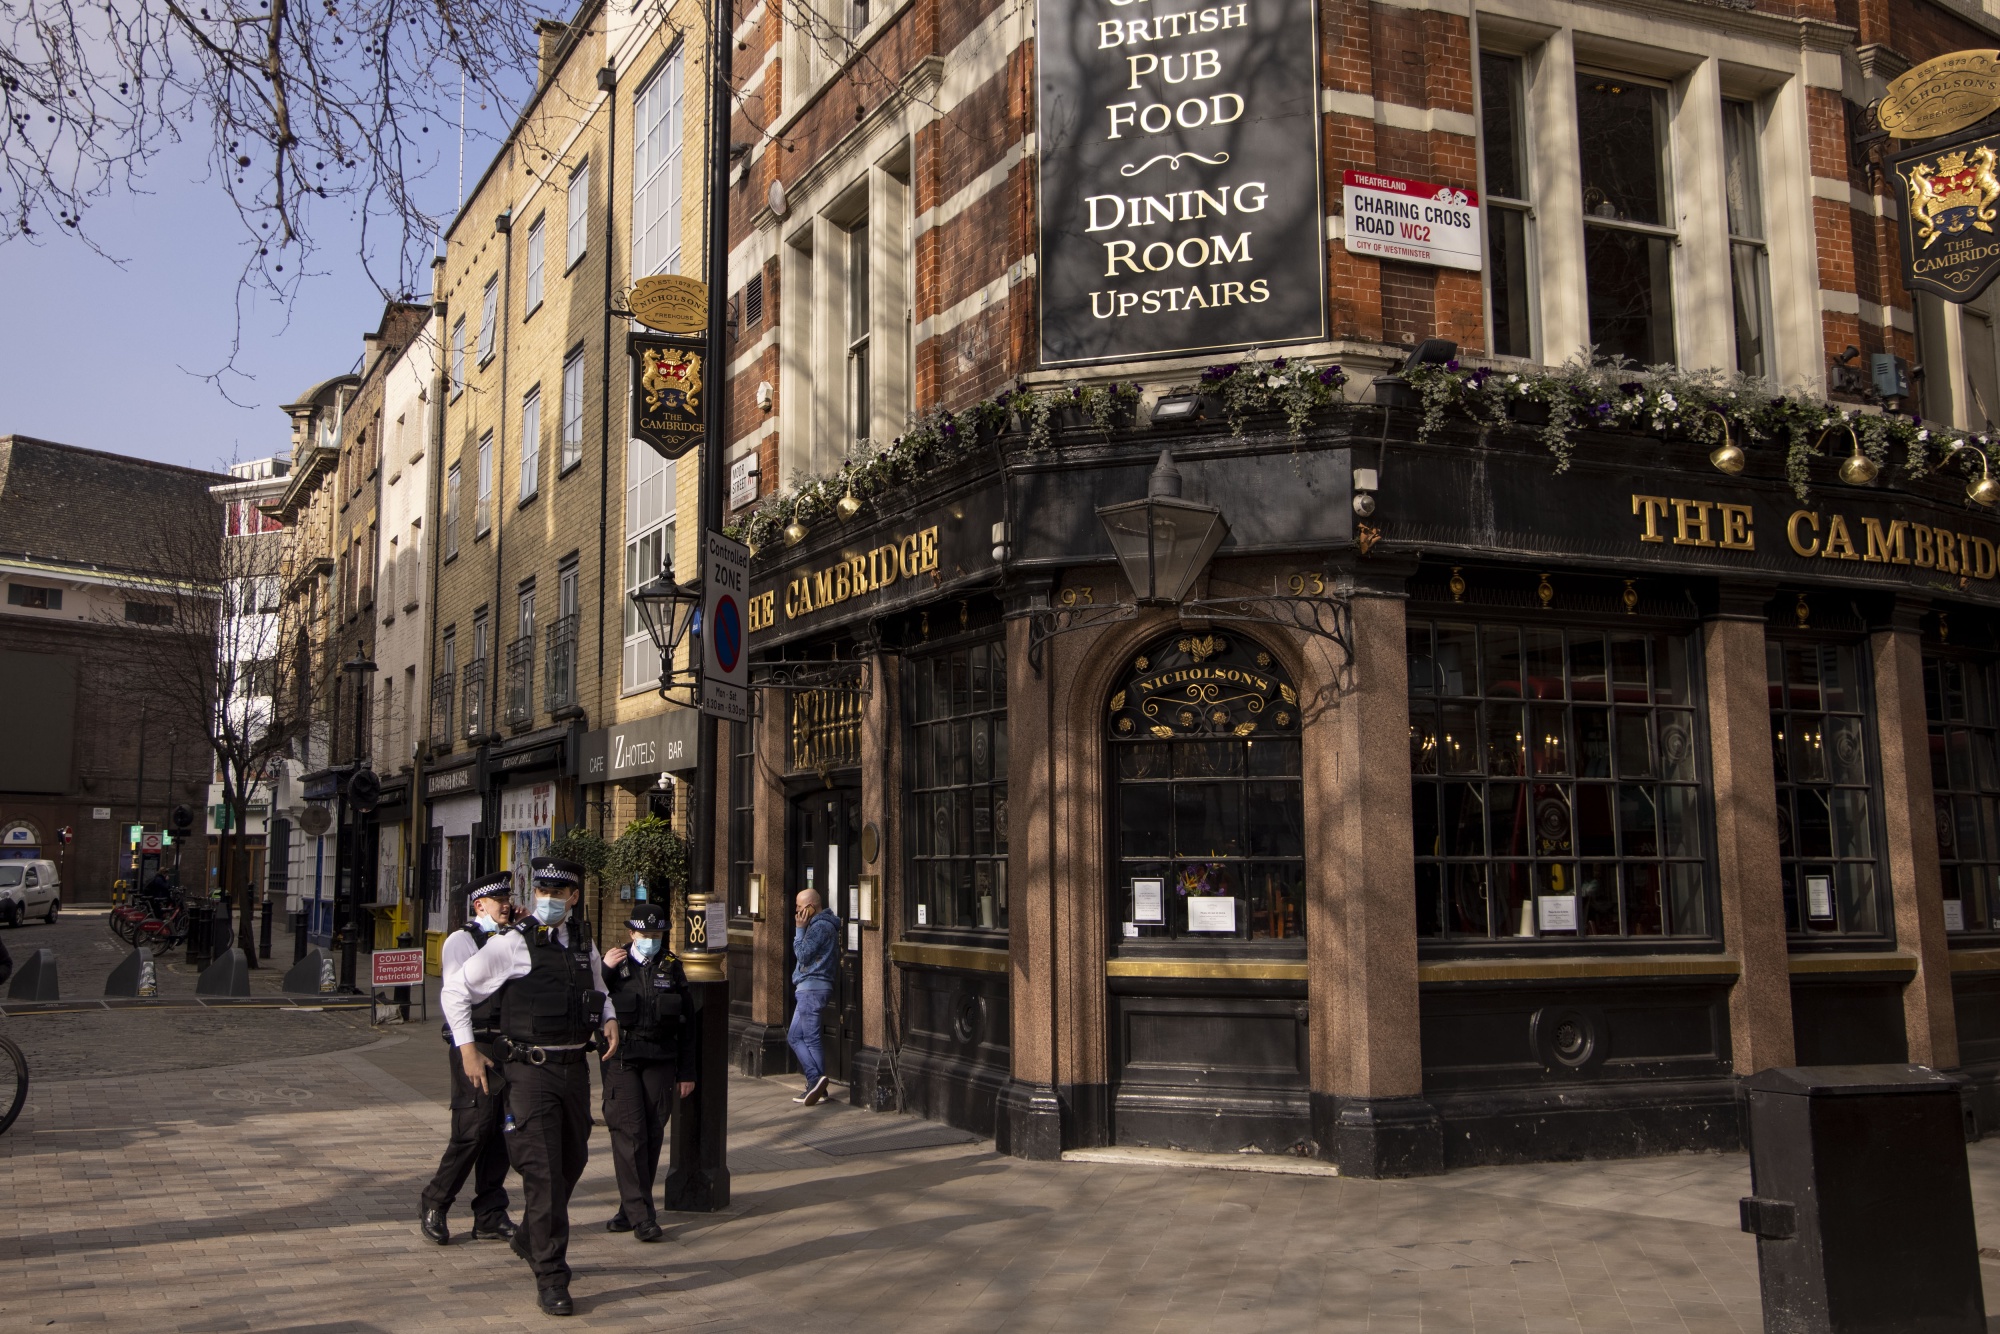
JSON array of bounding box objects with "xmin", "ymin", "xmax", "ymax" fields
[
  {"xmin": 791, "ymin": 1091, "xmax": 810, "ymax": 1104},
  {"xmin": 801, "ymin": 1075, "xmax": 831, "ymax": 1106}
]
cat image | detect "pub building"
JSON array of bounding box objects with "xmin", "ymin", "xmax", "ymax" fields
[{"xmin": 711, "ymin": 0, "xmax": 2000, "ymax": 1172}]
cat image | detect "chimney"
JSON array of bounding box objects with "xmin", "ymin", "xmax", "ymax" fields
[{"xmin": 535, "ymin": 20, "xmax": 568, "ymax": 83}]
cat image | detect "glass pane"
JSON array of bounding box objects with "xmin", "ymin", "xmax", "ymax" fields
[
  {"xmin": 1615, "ymin": 711, "xmax": 1654, "ymax": 778},
  {"xmin": 1119, "ymin": 742, "xmax": 1170, "ymax": 781},
  {"xmin": 1483, "ymin": 626, "xmax": 1523, "ymax": 700},
  {"xmin": 1247, "ymin": 737, "xmax": 1299, "ymax": 777},
  {"xmin": 1488, "ymin": 784, "xmax": 1528, "ymax": 858},
  {"xmin": 1930, "ymin": 728, "xmax": 1951, "ymax": 792},
  {"xmin": 1120, "ymin": 786, "xmax": 1171, "ymax": 857},
  {"xmin": 1610, "ymin": 635, "xmax": 1648, "ymax": 698},
  {"xmin": 1412, "ymin": 782, "xmax": 1440, "ymax": 859},
  {"xmin": 1938, "ymin": 795, "xmax": 1961, "ymax": 860},
  {"xmin": 1626, "ymin": 862, "xmax": 1665, "ymax": 935},
  {"xmin": 1949, "ymin": 728, "xmax": 1975, "ymax": 791},
  {"xmin": 1577, "ymin": 76, "xmax": 1667, "ymax": 225},
  {"xmin": 1660, "ymin": 784, "xmax": 1700, "ymax": 858},
  {"xmin": 1584, "ymin": 225, "xmax": 1675, "ymax": 366},
  {"xmin": 1819, "ymin": 644, "xmax": 1858, "ymax": 713},
  {"xmin": 1175, "ymin": 741, "xmax": 1244, "ymax": 778},
  {"xmin": 1784, "ymin": 645, "xmax": 1819, "ymax": 711},
  {"xmin": 1667, "ymin": 862, "xmax": 1706, "ymax": 936},
  {"xmin": 1408, "ymin": 624, "xmax": 1435, "ymax": 694},
  {"xmin": 1488, "ymin": 206, "xmax": 1533, "ymax": 359},
  {"xmin": 1416, "ymin": 863, "xmax": 1444, "ymax": 937},
  {"xmin": 1574, "ymin": 784, "xmax": 1616, "ymax": 857},
  {"xmin": 1652, "ymin": 634, "xmax": 1691, "ymax": 705},
  {"xmin": 1789, "ymin": 720, "xmax": 1827, "ymax": 784},
  {"xmin": 1481, "ymin": 54, "xmax": 1525, "ymax": 199},
  {"xmin": 1246, "ymin": 782, "xmax": 1304, "ymax": 857},
  {"xmin": 953, "ymin": 720, "xmax": 972, "ymax": 784},
  {"xmin": 1795, "ymin": 788, "xmax": 1833, "ymax": 858},
  {"xmin": 1435, "ymin": 624, "xmax": 1479, "ymax": 695},
  {"xmin": 1253, "ymin": 863, "xmax": 1304, "ymax": 940},
  {"xmin": 1535, "ymin": 863, "xmax": 1579, "ymax": 934},
  {"xmin": 1175, "ymin": 784, "xmax": 1243, "ymax": 857},
  {"xmin": 1839, "ymin": 862, "xmax": 1879, "ymax": 934},
  {"xmin": 1455, "ymin": 863, "xmax": 1496, "ymax": 936},
  {"xmin": 1770, "ymin": 713, "xmax": 1791, "ymax": 784},
  {"xmin": 1569, "ymin": 633, "xmax": 1607, "ymax": 702},
  {"xmin": 1525, "ymin": 629, "xmax": 1565, "ymax": 699},
  {"xmin": 1730, "ymin": 241, "xmax": 1770, "ymax": 379},
  {"xmin": 1575, "ymin": 707, "xmax": 1612, "ymax": 777},
  {"xmin": 1495, "ymin": 861, "xmax": 1533, "ymax": 936},
  {"xmin": 1972, "ymin": 730, "xmax": 1998, "ymax": 788},
  {"xmin": 1529, "ymin": 705, "xmax": 1569, "ymax": 776},
  {"xmin": 1485, "ymin": 705, "xmax": 1525, "ymax": 777},
  {"xmin": 1619, "ymin": 785, "xmax": 1660, "ymax": 857},
  {"xmin": 1441, "ymin": 782, "xmax": 1485, "ymax": 857},
  {"xmin": 969, "ymin": 716, "xmax": 991, "ymax": 782},
  {"xmin": 1658, "ymin": 710, "xmax": 1697, "ymax": 782},
  {"xmin": 1533, "ymin": 786, "xmax": 1573, "ymax": 857},
  {"xmin": 1441, "ymin": 705, "xmax": 1481, "ymax": 774},
  {"xmin": 1832, "ymin": 788, "xmax": 1872, "ymax": 859},
  {"xmin": 1722, "ymin": 100, "xmax": 1764, "ymax": 238},
  {"xmin": 1580, "ymin": 862, "xmax": 1621, "ymax": 934}
]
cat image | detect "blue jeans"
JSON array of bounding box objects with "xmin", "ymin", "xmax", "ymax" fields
[{"xmin": 788, "ymin": 987, "xmax": 830, "ymax": 1087}]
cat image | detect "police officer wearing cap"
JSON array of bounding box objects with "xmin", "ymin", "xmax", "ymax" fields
[
  {"xmin": 419, "ymin": 872, "xmax": 520, "ymax": 1247},
  {"xmin": 442, "ymin": 856, "xmax": 619, "ymax": 1318},
  {"xmin": 599, "ymin": 904, "xmax": 696, "ymax": 1241}
]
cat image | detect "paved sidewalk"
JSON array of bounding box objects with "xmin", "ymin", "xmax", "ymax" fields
[{"xmin": 4, "ymin": 1011, "xmax": 2000, "ymax": 1332}]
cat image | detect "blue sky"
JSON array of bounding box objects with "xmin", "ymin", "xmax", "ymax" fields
[{"xmin": 0, "ymin": 97, "xmax": 515, "ymax": 477}]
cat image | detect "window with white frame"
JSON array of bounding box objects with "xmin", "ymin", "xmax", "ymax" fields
[
  {"xmin": 477, "ymin": 276, "xmax": 499, "ymax": 365},
  {"xmin": 566, "ymin": 161, "xmax": 590, "ymax": 268},
  {"xmin": 632, "ymin": 50, "xmax": 685, "ymax": 281},
  {"xmin": 1480, "ymin": 53, "xmax": 1534, "ymax": 359},
  {"xmin": 525, "ymin": 214, "xmax": 546, "ymax": 314},
  {"xmin": 1722, "ymin": 100, "xmax": 1773, "ymax": 379},
  {"xmin": 622, "ymin": 441, "xmax": 676, "ymax": 692},
  {"xmin": 445, "ymin": 463, "xmax": 461, "ymax": 558},
  {"xmin": 476, "ymin": 432, "xmax": 494, "ymax": 536},
  {"xmin": 1577, "ymin": 72, "xmax": 1676, "ymax": 366},
  {"xmin": 382, "ymin": 536, "xmax": 397, "ymax": 614},
  {"xmin": 520, "ymin": 386, "xmax": 541, "ymax": 501},
  {"xmin": 449, "ymin": 318, "xmax": 466, "ymax": 397},
  {"xmin": 561, "ymin": 348, "xmax": 585, "ymax": 472},
  {"xmin": 847, "ymin": 219, "xmax": 871, "ymax": 446}
]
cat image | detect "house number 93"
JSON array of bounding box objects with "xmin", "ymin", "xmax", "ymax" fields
[{"xmin": 1287, "ymin": 572, "xmax": 1326, "ymax": 595}]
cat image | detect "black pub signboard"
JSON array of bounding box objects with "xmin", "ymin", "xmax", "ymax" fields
[
  {"xmin": 628, "ymin": 332, "xmax": 706, "ymax": 460},
  {"xmin": 1036, "ymin": 0, "xmax": 1326, "ymax": 364},
  {"xmin": 1892, "ymin": 129, "xmax": 2000, "ymax": 303}
]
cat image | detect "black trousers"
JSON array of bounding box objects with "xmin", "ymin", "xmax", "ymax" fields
[
  {"xmin": 601, "ymin": 1056, "xmax": 680, "ymax": 1225},
  {"xmin": 419, "ymin": 1040, "xmax": 510, "ymax": 1225},
  {"xmin": 504, "ymin": 1056, "xmax": 592, "ymax": 1285}
]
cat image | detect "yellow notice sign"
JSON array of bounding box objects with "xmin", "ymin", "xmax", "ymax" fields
[
  {"xmin": 628, "ymin": 274, "xmax": 709, "ymax": 334},
  {"xmin": 1880, "ymin": 50, "xmax": 2000, "ymax": 140}
]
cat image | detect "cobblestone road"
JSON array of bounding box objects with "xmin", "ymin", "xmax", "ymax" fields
[{"xmin": 4, "ymin": 997, "xmax": 2000, "ymax": 1332}]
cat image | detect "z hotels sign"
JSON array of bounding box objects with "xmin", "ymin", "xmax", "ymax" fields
[{"xmin": 1036, "ymin": 0, "xmax": 1326, "ymax": 364}]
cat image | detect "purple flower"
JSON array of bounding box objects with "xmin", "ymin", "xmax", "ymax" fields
[
  {"xmin": 1468, "ymin": 367, "xmax": 1493, "ymax": 388},
  {"xmin": 1589, "ymin": 402, "xmax": 1613, "ymax": 419},
  {"xmin": 1202, "ymin": 363, "xmax": 1238, "ymax": 383},
  {"xmin": 1319, "ymin": 366, "xmax": 1341, "ymax": 385},
  {"xmin": 1445, "ymin": 359, "xmax": 1460, "ymax": 371},
  {"xmin": 943, "ymin": 422, "xmax": 958, "ymax": 437},
  {"xmin": 1618, "ymin": 382, "xmax": 1643, "ymax": 397},
  {"xmin": 1272, "ymin": 357, "xmax": 1287, "ymax": 371}
]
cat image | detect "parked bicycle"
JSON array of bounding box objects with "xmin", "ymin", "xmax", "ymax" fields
[{"xmin": 0, "ymin": 1033, "xmax": 25, "ymax": 1136}]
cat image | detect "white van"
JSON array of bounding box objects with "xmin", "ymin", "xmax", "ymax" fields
[{"xmin": 0, "ymin": 859, "xmax": 60, "ymax": 926}]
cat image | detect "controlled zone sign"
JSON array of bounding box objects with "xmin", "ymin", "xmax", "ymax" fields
[
  {"xmin": 701, "ymin": 530, "xmax": 751, "ymax": 723},
  {"xmin": 1341, "ymin": 171, "xmax": 1482, "ymax": 271}
]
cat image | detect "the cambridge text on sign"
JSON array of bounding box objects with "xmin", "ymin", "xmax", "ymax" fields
[
  {"xmin": 1892, "ymin": 129, "xmax": 2000, "ymax": 304},
  {"xmin": 1037, "ymin": 0, "xmax": 1325, "ymax": 365}
]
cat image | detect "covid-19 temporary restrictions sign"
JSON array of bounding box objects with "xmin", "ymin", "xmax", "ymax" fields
[{"xmin": 1037, "ymin": 0, "xmax": 1326, "ymax": 366}]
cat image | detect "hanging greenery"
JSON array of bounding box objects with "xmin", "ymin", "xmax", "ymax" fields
[
  {"xmin": 1401, "ymin": 358, "xmax": 1994, "ymax": 499},
  {"xmin": 606, "ymin": 815, "xmax": 689, "ymax": 907},
  {"xmin": 546, "ymin": 825, "xmax": 610, "ymax": 886}
]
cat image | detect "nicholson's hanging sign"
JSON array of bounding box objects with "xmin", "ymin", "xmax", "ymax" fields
[
  {"xmin": 1890, "ymin": 131, "xmax": 2000, "ymax": 304},
  {"xmin": 1035, "ymin": 0, "xmax": 1326, "ymax": 365},
  {"xmin": 629, "ymin": 333, "xmax": 705, "ymax": 460},
  {"xmin": 628, "ymin": 274, "xmax": 710, "ymax": 334},
  {"xmin": 1878, "ymin": 50, "xmax": 2000, "ymax": 141}
]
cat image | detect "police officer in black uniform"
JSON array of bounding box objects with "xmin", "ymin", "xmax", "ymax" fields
[
  {"xmin": 419, "ymin": 871, "xmax": 518, "ymax": 1246},
  {"xmin": 599, "ymin": 904, "xmax": 696, "ymax": 1241},
  {"xmin": 442, "ymin": 856, "xmax": 619, "ymax": 1317}
]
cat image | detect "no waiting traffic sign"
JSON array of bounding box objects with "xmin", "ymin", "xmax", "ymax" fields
[{"xmin": 701, "ymin": 530, "xmax": 750, "ymax": 722}]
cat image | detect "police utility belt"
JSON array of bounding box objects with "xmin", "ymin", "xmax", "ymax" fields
[{"xmin": 497, "ymin": 1035, "xmax": 598, "ymax": 1066}]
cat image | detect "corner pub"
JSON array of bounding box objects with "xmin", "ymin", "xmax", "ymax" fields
[{"xmin": 706, "ymin": 0, "xmax": 2000, "ymax": 1174}]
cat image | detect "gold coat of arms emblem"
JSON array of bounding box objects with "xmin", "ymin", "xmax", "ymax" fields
[
  {"xmin": 1907, "ymin": 145, "xmax": 2000, "ymax": 250},
  {"xmin": 642, "ymin": 345, "xmax": 702, "ymax": 415}
]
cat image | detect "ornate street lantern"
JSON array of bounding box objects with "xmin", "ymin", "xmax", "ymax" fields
[
  {"xmin": 629, "ymin": 558, "xmax": 703, "ymax": 700},
  {"xmin": 1096, "ymin": 450, "xmax": 1231, "ymax": 605}
]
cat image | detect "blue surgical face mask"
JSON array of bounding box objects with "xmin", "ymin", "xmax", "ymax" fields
[
  {"xmin": 531, "ymin": 895, "xmax": 567, "ymax": 927},
  {"xmin": 630, "ymin": 937, "xmax": 660, "ymax": 963}
]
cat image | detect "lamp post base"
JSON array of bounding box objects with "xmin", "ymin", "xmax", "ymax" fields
[{"xmin": 664, "ymin": 977, "xmax": 732, "ymax": 1212}]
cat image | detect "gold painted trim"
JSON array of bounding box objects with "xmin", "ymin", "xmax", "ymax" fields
[
  {"xmin": 1418, "ymin": 955, "xmax": 1742, "ymax": 984},
  {"xmin": 1105, "ymin": 958, "xmax": 1310, "ymax": 981},
  {"xmin": 890, "ymin": 941, "xmax": 1010, "ymax": 973},
  {"xmin": 1950, "ymin": 949, "xmax": 2000, "ymax": 973},
  {"xmin": 727, "ymin": 929, "xmax": 755, "ymax": 946},
  {"xmin": 1788, "ymin": 951, "xmax": 1920, "ymax": 975}
]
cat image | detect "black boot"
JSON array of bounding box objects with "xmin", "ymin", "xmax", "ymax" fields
[
  {"xmin": 472, "ymin": 1215, "xmax": 517, "ymax": 1241},
  {"xmin": 420, "ymin": 1208, "xmax": 450, "ymax": 1246},
  {"xmin": 538, "ymin": 1285, "xmax": 574, "ymax": 1316}
]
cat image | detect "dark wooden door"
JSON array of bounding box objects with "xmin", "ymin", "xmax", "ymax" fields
[{"xmin": 788, "ymin": 786, "xmax": 863, "ymax": 1084}]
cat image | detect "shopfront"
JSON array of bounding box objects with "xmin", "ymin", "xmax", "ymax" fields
[
  {"xmin": 721, "ymin": 408, "xmax": 2000, "ymax": 1173},
  {"xmin": 578, "ymin": 706, "xmax": 699, "ymax": 940},
  {"xmin": 423, "ymin": 753, "xmax": 483, "ymax": 972}
]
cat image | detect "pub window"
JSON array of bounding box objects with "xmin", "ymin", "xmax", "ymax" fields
[
  {"xmin": 1577, "ymin": 72, "xmax": 1676, "ymax": 366},
  {"xmin": 621, "ymin": 443, "xmax": 675, "ymax": 693},
  {"xmin": 565, "ymin": 160, "xmax": 590, "ymax": 269},
  {"xmin": 520, "ymin": 385, "xmax": 541, "ymax": 502},
  {"xmin": 846, "ymin": 218, "xmax": 870, "ymax": 446},
  {"xmin": 1110, "ymin": 633, "xmax": 1303, "ymax": 944},
  {"xmin": 524, "ymin": 213, "xmax": 546, "ymax": 314},
  {"xmin": 632, "ymin": 48, "xmax": 685, "ymax": 281},
  {"xmin": 908, "ymin": 639, "xmax": 1008, "ymax": 931},
  {"xmin": 1769, "ymin": 635, "xmax": 1887, "ymax": 936},
  {"xmin": 1722, "ymin": 98, "xmax": 1773, "ymax": 378},
  {"xmin": 1925, "ymin": 649, "xmax": 2000, "ymax": 936},
  {"xmin": 477, "ymin": 275, "xmax": 499, "ymax": 366},
  {"xmin": 729, "ymin": 718, "xmax": 757, "ymax": 918},
  {"xmin": 1479, "ymin": 52, "xmax": 1534, "ymax": 359},
  {"xmin": 1410, "ymin": 619, "xmax": 1711, "ymax": 941}
]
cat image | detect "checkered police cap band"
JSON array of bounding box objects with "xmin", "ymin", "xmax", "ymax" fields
[
  {"xmin": 467, "ymin": 873, "xmax": 514, "ymax": 909},
  {"xmin": 530, "ymin": 856, "xmax": 583, "ymax": 887}
]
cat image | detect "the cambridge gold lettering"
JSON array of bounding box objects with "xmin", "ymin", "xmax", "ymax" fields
[
  {"xmin": 1719, "ymin": 504, "xmax": 1755, "ymax": 550},
  {"xmin": 1862, "ymin": 517, "xmax": 1910, "ymax": 565},
  {"xmin": 1787, "ymin": 510, "xmax": 1822, "ymax": 558},
  {"xmin": 1672, "ymin": 498, "xmax": 1716, "ymax": 548},
  {"xmin": 1938, "ymin": 527, "xmax": 1961, "ymax": 575},
  {"xmin": 1914, "ymin": 524, "xmax": 1936, "ymax": 568},
  {"xmin": 1977, "ymin": 536, "xmax": 1997, "ymax": 579},
  {"xmin": 1632, "ymin": 494, "xmax": 1670, "ymax": 543}
]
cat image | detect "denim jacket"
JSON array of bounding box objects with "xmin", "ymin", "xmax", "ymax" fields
[{"xmin": 791, "ymin": 909, "xmax": 840, "ymax": 991}]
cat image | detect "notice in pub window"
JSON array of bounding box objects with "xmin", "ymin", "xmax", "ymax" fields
[
  {"xmin": 1036, "ymin": 0, "xmax": 1326, "ymax": 364},
  {"xmin": 1806, "ymin": 875, "xmax": 1834, "ymax": 920},
  {"xmin": 1945, "ymin": 899, "xmax": 1967, "ymax": 933},
  {"xmin": 916, "ymin": 903, "xmax": 927, "ymax": 926},
  {"xmin": 1133, "ymin": 877, "xmax": 1164, "ymax": 924},
  {"xmin": 1186, "ymin": 896, "xmax": 1238, "ymax": 932},
  {"xmin": 1537, "ymin": 895, "xmax": 1578, "ymax": 933}
]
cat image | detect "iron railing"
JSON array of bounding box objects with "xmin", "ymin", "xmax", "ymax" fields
[
  {"xmin": 504, "ymin": 634, "xmax": 535, "ymax": 728},
  {"xmin": 428, "ymin": 670, "xmax": 455, "ymax": 750},
  {"xmin": 545, "ymin": 613, "xmax": 578, "ymax": 712},
  {"xmin": 462, "ymin": 658, "xmax": 488, "ymax": 739}
]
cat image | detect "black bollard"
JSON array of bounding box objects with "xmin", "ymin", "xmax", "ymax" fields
[
  {"xmin": 8, "ymin": 948, "xmax": 59, "ymax": 1001},
  {"xmin": 195, "ymin": 947, "xmax": 251, "ymax": 997},
  {"xmin": 104, "ymin": 947, "xmax": 159, "ymax": 998},
  {"xmin": 663, "ymin": 978, "xmax": 732, "ymax": 1211}
]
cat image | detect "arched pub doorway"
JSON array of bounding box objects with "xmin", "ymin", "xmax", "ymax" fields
[{"xmin": 1105, "ymin": 631, "xmax": 1308, "ymax": 1152}]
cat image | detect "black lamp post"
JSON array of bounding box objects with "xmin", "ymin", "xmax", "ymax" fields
[
  {"xmin": 630, "ymin": 558, "xmax": 703, "ymax": 704},
  {"xmin": 334, "ymin": 645, "xmax": 377, "ymax": 991},
  {"xmin": 1096, "ymin": 450, "xmax": 1231, "ymax": 604}
]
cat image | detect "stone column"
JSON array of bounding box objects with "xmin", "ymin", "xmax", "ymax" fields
[
  {"xmin": 1703, "ymin": 589, "xmax": 1794, "ymax": 1073},
  {"xmin": 854, "ymin": 650, "xmax": 901, "ymax": 1109},
  {"xmin": 1871, "ymin": 604, "xmax": 1959, "ymax": 1068},
  {"xmin": 1311, "ymin": 569, "xmax": 1438, "ymax": 1176},
  {"xmin": 733, "ymin": 686, "xmax": 793, "ymax": 1074}
]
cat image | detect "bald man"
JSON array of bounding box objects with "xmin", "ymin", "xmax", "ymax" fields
[{"xmin": 787, "ymin": 888, "xmax": 840, "ymax": 1106}]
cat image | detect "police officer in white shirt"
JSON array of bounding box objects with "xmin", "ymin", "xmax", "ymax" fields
[
  {"xmin": 419, "ymin": 872, "xmax": 519, "ymax": 1247},
  {"xmin": 442, "ymin": 856, "xmax": 619, "ymax": 1318}
]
